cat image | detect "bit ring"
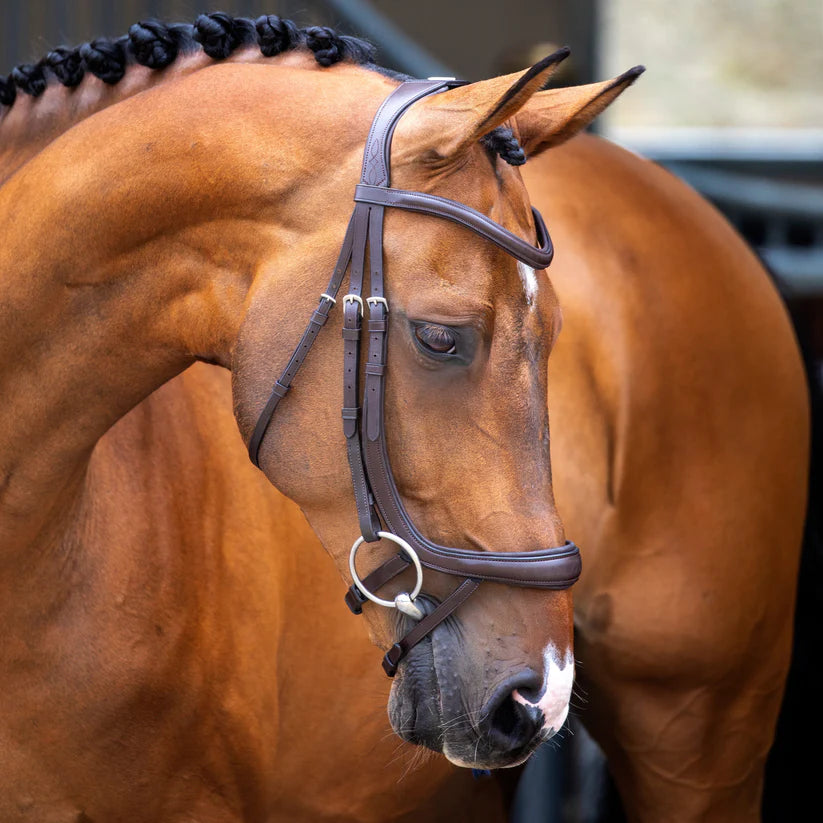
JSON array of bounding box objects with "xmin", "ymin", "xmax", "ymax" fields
[{"xmin": 349, "ymin": 531, "xmax": 424, "ymax": 610}]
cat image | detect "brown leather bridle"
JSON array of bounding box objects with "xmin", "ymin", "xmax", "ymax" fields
[{"xmin": 248, "ymin": 79, "xmax": 581, "ymax": 676}]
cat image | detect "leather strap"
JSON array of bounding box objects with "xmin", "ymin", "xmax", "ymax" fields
[
  {"xmin": 342, "ymin": 203, "xmax": 381, "ymax": 541},
  {"xmin": 360, "ymin": 80, "xmax": 457, "ymax": 187},
  {"xmin": 354, "ymin": 185, "xmax": 554, "ymax": 270},
  {"xmin": 351, "ymin": 80, "xmax": 577, "ymax": 674},
  {"xmin": 360, "ymin": 332, "xmax": 581, "ymax": 585},
  {"xmin": 351, "ymin": 83, "xmax": 579, "ymax": 587},
  {"xmin": 248, "ymin": 214, "xmax": 357, "ymax": 466},
  {"xmin": 382, "ymin": 578, "xmax": 481, "ymax": 676},
  {"xmin": 364, "ymin": 206, "xmax": 388, "ymax": 443}
]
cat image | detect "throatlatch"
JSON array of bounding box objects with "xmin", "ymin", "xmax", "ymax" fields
[{"xmin": 249, "ymin": 79, "xmax": 581, "ymax": 676}]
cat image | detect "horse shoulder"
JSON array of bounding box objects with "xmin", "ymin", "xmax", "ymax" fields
[{"xmin": 0, "ymin": 364, "xmax": 288, "ymax": 820}]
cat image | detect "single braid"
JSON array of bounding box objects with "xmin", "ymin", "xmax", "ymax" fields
[
  {"xmin": 305, "ymin": 26, "xmax": 376, "ymax": 67},
  {"xmin": 80, "ymin": 37, "xmax": 127, "ymax": 84},
  {"xmin": 46, "ymin": 47, "xmax": 85, "ymax": 87},
  {"xmin": 128, "ymin": 20, "xmax": 186, "ymax": 69},
  {"xmin": 305, "ymin": 26, "xmax": 347, "ymax": 67},
  {"xmin": 193, "ymin": 13, "xmax": 255, "ymax": 60},
  {"xmin": 255, "ymin": 15, "xmax": 302, "ymax": 57},
  {"xmin": 11, "ymin": 61, "xmax": 48, "ymax": 97},
  {"xmin": 0, "ymin": 75, "xmax": 16, "ymax": 107},
  {"xmin": 483, "ymin": 126, "xmax": 527, "ymax": 166}
]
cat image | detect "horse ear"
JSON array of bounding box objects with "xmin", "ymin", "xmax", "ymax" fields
[
  {"xmin": 397, "ymin": 48, "xmax": 571, "ymax": 162},
  {"xmin": 513, "ymin": 66, "xmax": 645, "ymax": 158}
]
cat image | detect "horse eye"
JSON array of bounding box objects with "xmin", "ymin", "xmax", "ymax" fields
[{"xmin": 414, "ymin": 324, "xmax": 457, "ymax": 355}]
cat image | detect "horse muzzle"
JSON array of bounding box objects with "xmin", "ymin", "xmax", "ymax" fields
[{"xmin": 387, "ymin": 619, "xmax": 569, "ymax": 769}]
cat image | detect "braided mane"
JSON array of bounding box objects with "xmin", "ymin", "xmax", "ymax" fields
[{"xmin": 0, "ymin": 12, "xmax": 525, "ymax": 166}]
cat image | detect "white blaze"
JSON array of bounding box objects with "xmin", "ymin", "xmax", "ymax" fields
[
  {"xmin": 512, "ymin": 644, "xmax": 574, "ymax": 736},
  {"xmin": 517, "ymin": 261, "xmax": 539, "ymax": 306}
]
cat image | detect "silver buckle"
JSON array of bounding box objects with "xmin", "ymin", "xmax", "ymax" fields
[
  {"xmin": 342, "ymin": 294, "xmax": 364, "ymax": 314},
  {"xmin": 366, "ymin": 296, "xmax": 389, "ymax": 313}
]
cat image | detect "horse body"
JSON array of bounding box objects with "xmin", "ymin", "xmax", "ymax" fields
[{"xmin": 0, "ymin": 19, "xmax": 809, "ymax": 823}]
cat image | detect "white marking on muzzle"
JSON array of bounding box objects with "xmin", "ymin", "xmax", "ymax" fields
[
  {"xmin": 512, "ymin": 644, "xmax": 574, "ymax": 736},
  {"xmin": 517, "ymin": 261, "xmax": 538, "ymax": 306}
]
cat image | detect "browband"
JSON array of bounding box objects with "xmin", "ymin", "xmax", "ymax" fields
[
  {"xmin": 353, "ymin": 185, "xmax": 554, "ymax": 270},
  {"xmin": 249, "ymin": 79, "xmax": 581, "ymax": 676}
]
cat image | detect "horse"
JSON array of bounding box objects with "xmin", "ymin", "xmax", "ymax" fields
[
  {"xmin": 0, "ymin": 12, "xmax": 629, "ymax": 822},
  {"xmin": 0, "ymin": 12, "xmax": 809, "ymax": 823}
]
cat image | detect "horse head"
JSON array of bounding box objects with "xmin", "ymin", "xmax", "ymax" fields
[{"xmin": 230, "ymin": 53, "xmax": 640, "ymax": 769}]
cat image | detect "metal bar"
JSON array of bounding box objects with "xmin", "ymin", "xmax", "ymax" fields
[
  {"xmin": 668, "ymin": 163, "xmax": 823, "ymax": 219},
  {"xmin": 610, "ymin": 126, "xmax": 823, "ymax": 164},
  {"xmin": 760, "ymin": 248, "xmax": 823, "ymax": 296}
]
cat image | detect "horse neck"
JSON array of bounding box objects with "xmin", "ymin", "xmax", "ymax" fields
[
  {"xmin": 0, "ymin": 48, "xmax": 317, "ymax": 185},
  {"xmin": 0, "ymin": 59, "xmax": 387, "ymax": 557}
]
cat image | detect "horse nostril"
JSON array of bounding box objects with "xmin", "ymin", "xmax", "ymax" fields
[{"xmin": 482, "ymin": 684, "xmax": 544, "ymax": 754}]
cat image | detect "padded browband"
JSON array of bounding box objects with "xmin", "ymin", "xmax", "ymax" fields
[{"xmin": 353, "ymin": 185, "xmax": 554, "ymax": 270}]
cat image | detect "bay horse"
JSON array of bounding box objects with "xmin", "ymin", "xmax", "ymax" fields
[{"xmin": 0, "ymin": 12, "xmax": 809, "ymax": 823}]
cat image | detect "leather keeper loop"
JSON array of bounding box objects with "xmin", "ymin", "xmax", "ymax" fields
[
  {"xmin": 345, "ymin": 585, "xmax": 368, "ymax": 614},
  {"xmin": 382, "ymin": 644, "xmax": 404, "ymax": 677},
  {"xmin": 361, "ymin": 508, "xmax": 382, "ymax": 544},
  {"xmin": 365, "ymin": 363, "xmax": 385, "ymax": 376},
  {"xmin": 310, "ymin": 310, "xmax": 328, "ymax": 327},
  {"xmin": 341, "ymin": 327, "xmax": 361, "ymax": 340},
  {"xmin": 342, "ymin": 407, "xmax": 359, "ymax": 439},
  {"xmin": 368, "ymin": 319, "xmax": 387, "ymax": 332},
  {"xmin": 272, "ymin": 380, "xmax": 289, "ymax": 398}
]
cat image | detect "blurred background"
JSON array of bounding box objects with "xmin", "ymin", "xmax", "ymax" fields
[{"xmin": 2, "ymin": 2, "xmax": 819, "ymax": 821}]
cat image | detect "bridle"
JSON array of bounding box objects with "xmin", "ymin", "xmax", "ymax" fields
[{"xmin": 248, "ymin": 79, "xmax": 582, "ymax": 676}]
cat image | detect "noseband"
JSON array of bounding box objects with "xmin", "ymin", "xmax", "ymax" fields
[{"xmin": 248, "ymin": 79, "xmax": 582, "ymax": 676}]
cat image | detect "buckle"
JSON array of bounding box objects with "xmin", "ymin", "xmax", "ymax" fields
[
  {"xmin": 342, "ymin": 294, "xmax": 364, "ymax": 314},
  {"xmin": 343, "ymin": 294, "xmax": 366, "ymax": 314},
  {"xmin": 366, "ymin": 296, "xmax": 389, "ymax": 313}
]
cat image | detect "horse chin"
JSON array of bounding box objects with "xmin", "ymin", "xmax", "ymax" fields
[
  {"xmin": 387, "ymin": 635, "xmax": 443, "ymax": 752},
  {"xmin": 441, "ymin": 740, "xmax": 542, "ymax": 771}
]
